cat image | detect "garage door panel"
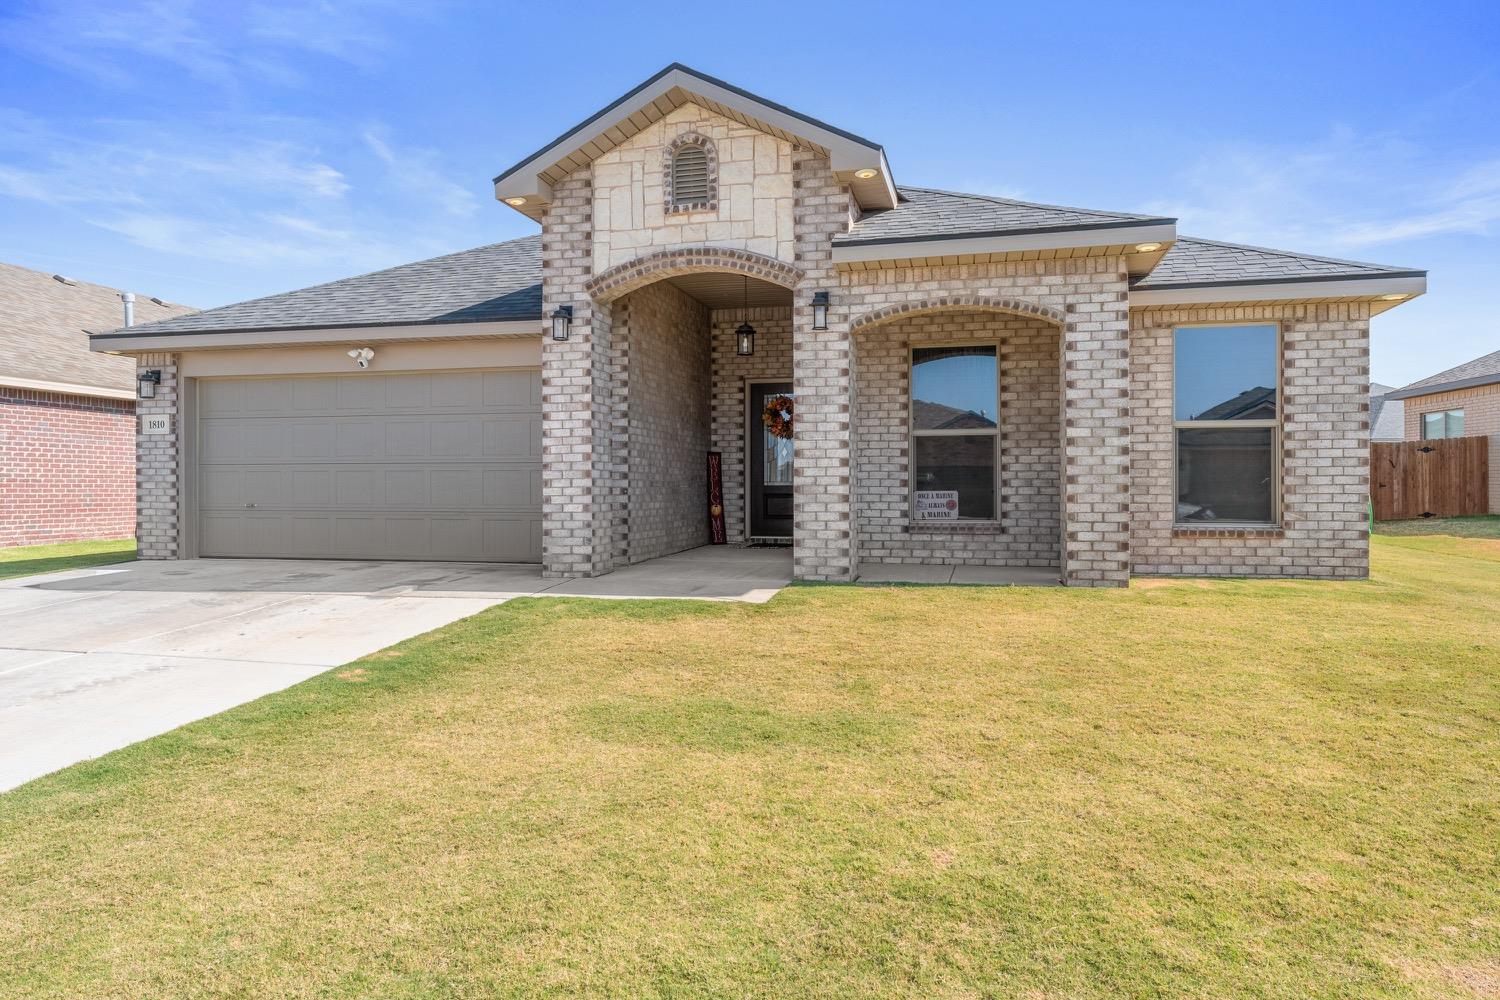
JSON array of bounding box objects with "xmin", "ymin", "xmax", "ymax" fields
[{"xmin": 198, "ymin": 370, "xmax": 542, "ymax": 562}]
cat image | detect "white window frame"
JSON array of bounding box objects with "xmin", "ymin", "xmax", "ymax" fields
[
  {"xmin": 907, "ymin": 341, "xmax": 1002, "ymax": 523},
  {"xmin": 1420, "ymin": 409, "xmax": 1464, "ymax": 440},
  {"xmin": 1172, "ymin": 322, "xmax": 1283, "ymax": 527}
]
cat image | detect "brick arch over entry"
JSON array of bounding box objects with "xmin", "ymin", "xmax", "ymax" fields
[
  {"xmin": 849, "ymin": 296, "xmax": 1067, "ymax": 332},
  {"xmin": 584, "ymin": 247, "xmax": 804, "ymax": 304}
]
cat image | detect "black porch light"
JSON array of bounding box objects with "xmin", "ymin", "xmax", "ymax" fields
[
  {"xmin": 137, "ymin": 369, "xmax": 162, "ymax": 399},
  {"xmin": 550, "ymin": 304, "xmax": 573, "ymax": 342},
  {"xmin": 811, "ymin": 290, "xmax": 830, "ymax": 330},
  {"xmin": 735, "ymin": 275, "xmax": 755, "ymax": 356}
]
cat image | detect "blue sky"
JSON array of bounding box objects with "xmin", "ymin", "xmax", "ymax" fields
[{"xmin": 1, "ymin": 0, "xmax": 1497, "ymax": 386}]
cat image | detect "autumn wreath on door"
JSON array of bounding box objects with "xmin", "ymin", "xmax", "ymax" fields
[{"xmin": 761, "ymin": 394, "xmax": 794, "ymax": 439}]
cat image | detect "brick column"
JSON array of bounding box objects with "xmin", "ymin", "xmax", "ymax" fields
[
  {"xmin": 540, "ymin": 170, "xmax": 620, "ymax": 578},
  {"xmin": 1060, "ymin": 286, "xmax": 1131, "ymax": 586},
  {"xmin": 791, "ymin": 151, "xmax": 855, "ymax": 581},
  {"xmin": 135, "ymin": 352, "xmax": 179, "ymax": 559}
]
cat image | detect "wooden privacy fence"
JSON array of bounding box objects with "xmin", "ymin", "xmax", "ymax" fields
[{"xmin": 1371, "ymin": 437, "xmax": 1490, "ymax": 520}]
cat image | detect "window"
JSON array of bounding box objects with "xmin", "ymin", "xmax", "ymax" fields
[
  {"xmin": 1421, "ymin": 410, "xmax": 1464, "ymax": 439},
  {"xmin": 1174, "ymin": 324, "xmax": 1280, "ymax": 524},
  {"xmin": 910, "ymin": 345, "xmax": 999, "ymax": 521}
]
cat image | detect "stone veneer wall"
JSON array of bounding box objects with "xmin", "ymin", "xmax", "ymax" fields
[
  {"xmin": 591, "ymin": 104, "xmax": 796, "ymax": 272},
  {"xmin": 709, "ymin": 306, "xmax": 793, "ymax": 541},
  {"xmin": 853, "ymin": 312, "xmax": 1061, "ymax": 567},
  {"xmin": 618, "ymin": 281, "xmax": 711, "ymax": 562},
  {"xmin": 1129, "ymin": 303, "xmax": 1370, "ymax": 578},
  {"xmin": 134, "ymin": 353, "xmax": 180, "ymax": 558},
  {"xmin": 837, "ymin": 257, "xmax": 1131, "ymax": 586}
]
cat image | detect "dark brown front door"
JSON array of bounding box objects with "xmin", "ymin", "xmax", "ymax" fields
[{"xmin": 748, "ymin": 381, "xmax": 793, "ymax": 538}]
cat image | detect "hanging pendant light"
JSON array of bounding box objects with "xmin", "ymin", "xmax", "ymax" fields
[{"xmin": 735, "ymin": 274, "xmax": 756, "ymax": 356}]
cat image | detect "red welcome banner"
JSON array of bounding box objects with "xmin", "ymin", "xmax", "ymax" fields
[{"xmin": 707, "ymin": 450, "xmax": 726, "ymax": 544}]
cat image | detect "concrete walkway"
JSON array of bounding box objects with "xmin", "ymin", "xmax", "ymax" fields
[
  {"xmin": 856, "ymin": 563, "xmax": 1062, "ymax": 586},
  {"xmin": 0, "ymin": 548, "xmax": 792, "ymax": 790}
]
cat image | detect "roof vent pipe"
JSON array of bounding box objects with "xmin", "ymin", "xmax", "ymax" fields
[{"xmin": 121, "ymin": 292, "xmax": 135, "ymax": 327}]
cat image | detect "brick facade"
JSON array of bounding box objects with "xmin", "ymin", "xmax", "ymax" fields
[
  {"xmin": 853, "ymin": 312, "xmax": 1060, "ymax": 567},
  {"xmin": 618, "ymin": 280, "xmax": 712, "ymax": 561},
  {"xmin": 1401, "ymin": 382, "xmax": 1500, "ymax": 441},
  {"xmin": 1129, "ymin": 303, "xmax": 1370, "ymax": 578},
  {"xmin": 133, "ymin": 353, "xmax": 180, "ymax": 559},
  {"xmin": 0, "ymin": 387, "xmax": 135, "ymax": 547}
]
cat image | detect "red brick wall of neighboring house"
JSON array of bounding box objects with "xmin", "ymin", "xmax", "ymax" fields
[{"xmin": 0, "ymin": 387, "xmax": 136, "ymax": 547}]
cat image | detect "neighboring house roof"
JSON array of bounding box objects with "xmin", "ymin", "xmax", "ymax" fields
[
  {"xmin": 1192, "ymin": 386, "xmax": 1277, "ymax": 421},
  {"xmin": 1131, "ymin": 237, "xmax": 1424, "ymax": 290},
  {"xmin": 1369, "ymin": 382, "xmax": 1405, "ymax": 441},
  {"xmin": 911, "ymin": 398, "xmax": 997, "ymax": 430},
  {"xmin": 94, "ymin": 236, "xmax": 542, "ymax": 341},
  {"xmin": 1384, "ymin": 348, "xmax": 1500, "ymax": 400},
  {"xmin": 835, "ymin": 187, "xmax": 1171, "ymax": 247},
  {"xmin": 0, "ymin": 262, "xmax": 193, "ymax": 398}
]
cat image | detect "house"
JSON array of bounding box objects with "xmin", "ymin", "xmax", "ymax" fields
[
  {"xmin": 90, "ymin": 64, "xmax": 1428, "ymax": 585},
  {"xmin": 1383, "ymin": 348, "xmax": 1500, "ymax": 441},
  {"xmin": 1368, "ymin": 383, "xmax": 1405, "ymax": 442},
  {"xmin": 0, "ymin": 263, "xmax": 193, "ymax": 547}
]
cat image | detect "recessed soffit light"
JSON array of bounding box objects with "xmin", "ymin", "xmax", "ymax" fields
[
  {"xmin": 1134, "ymin": 242, "xmax": 1163, "ymax": 252},
  {"xmin": 853, "ymin": 168, "xmax": 878, "ymax": 180},
  {"xmin": 504, "ymin": 196, "xmax": 527, "ymax": 206}
]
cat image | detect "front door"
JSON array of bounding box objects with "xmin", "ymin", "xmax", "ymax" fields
[{"xmin": 748, "ymin": 381, "xmax": 794, "ymax": 539}]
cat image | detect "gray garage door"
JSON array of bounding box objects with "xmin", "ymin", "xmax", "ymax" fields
[{"xmin": 197, "ymin": 370, "xmax": 542, "ymax": 562}]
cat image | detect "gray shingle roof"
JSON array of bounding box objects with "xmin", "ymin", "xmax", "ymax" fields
[
  {"xmin": 0, "ymin": 262, "xmax": 194, "ymax": 393},
  {"xmin": 1386, "ymin": 348, "xmax": 1500, "ymax": 399},
  {"xmin": 1132, "ymin": 236, "xmax": 1424, "ymax": 290},
  {"xmin": 99, "ymin": 236, "xmax": 542, "ymax": 339},
  {"xmin": 834, "ymin": 187, "xmax": 1170, "ymax": 246},
  {"xmin": 1369, "ymin": 383, "xmax": 1405, "ymax": 441}
]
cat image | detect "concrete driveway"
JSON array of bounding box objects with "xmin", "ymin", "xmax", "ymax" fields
[{"xmin": 0, "ymin": 548, "xmax": 791, "ymax": 791}]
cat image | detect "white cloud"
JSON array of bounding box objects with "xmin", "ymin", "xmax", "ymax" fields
[
  {"xmin": 1146, "ymin": 129, "xmax": 1500, "ymax": 253},
  {"xmin": 362, "ymin": 127, "xmax": 478, "ymax": 218}
]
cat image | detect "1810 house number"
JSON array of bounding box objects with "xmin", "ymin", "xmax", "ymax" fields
[{"xmin": 141, "ymin": 414, "xmax": 171, "ymax": 435}]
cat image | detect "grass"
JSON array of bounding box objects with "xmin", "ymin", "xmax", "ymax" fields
[
  {"xmin": 0, "ymin": 537, "xmax": 135, "ymax": 581},
  {"xmin": 1, "ymin": 537, "xmax": 1497, "ymax": 999},
  {"xmin": 1375, "ymin": 514, "xmax": 1500, "ymax": 539}
]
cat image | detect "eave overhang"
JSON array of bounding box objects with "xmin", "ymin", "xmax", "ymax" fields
[
  {"xmin": 89, "ymin": 318, "xmax": 542, "ymax": 354},
  {"xmin": 493, "ymin": 63, "xmax": 897, "ymax": 221},
  {"xmin": 1130, "ymin": 272, "xmax": 1426, "ymax": 314},
  {"xmin": 0, "ymin": 374, "xmax": 134, "ymax": 401},
  {"xmin": 1384, "ymin": 371, "xmax": 1500, "ymax": 400},
  {"xmin": 830, "ymin": 220, "xmax": 1177, "ymax": 271}
]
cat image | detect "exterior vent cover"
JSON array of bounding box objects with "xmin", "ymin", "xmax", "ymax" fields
[{"xmin": 671, "ymin": 145, "xmax": 711, "ymax": 207}]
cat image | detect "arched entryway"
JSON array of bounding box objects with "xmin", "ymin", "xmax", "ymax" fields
[{"xmin": 578, "ymin": 248, "xmax": 804, "ymax": 570}]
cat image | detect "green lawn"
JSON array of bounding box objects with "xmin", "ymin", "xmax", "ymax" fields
[
  {"xmin": 1, "ymin": 537, "xmax": 1497, "ymax": 999},
  {"xmin": 1375, "ymin": 514, "xmax": 1500, "ymax": 539},
  {"xmin": 0, "ymin": 538, "xmax": 135, "ymax": 581}
]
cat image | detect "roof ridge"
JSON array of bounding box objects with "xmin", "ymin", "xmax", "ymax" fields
[
  {"xmin": 894, "ymin": 185, "xmax": 1170, "ymax": 223},
  {"xmin": 1175, "ymin": 235, "xmax": 1421, "ymax": 274},
  {"xmin": 1393, "ymin": 347, "xmax": 1500, "ymax": 393},
  {"xmin": 109, "ymin": 234, "xmax": 541, "ymax": 336}
]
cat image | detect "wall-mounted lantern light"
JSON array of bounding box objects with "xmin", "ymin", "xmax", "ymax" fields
[
  {"xmin": 811, "ymin": 290, "xmax": 830, "ymax": 331},
  {"xmin": 137, "ymin": 369, "xmax": 162, "ymax": 399},
  {"xmin": 550, "ymin": 304, "xmax": 573, "ymax": 342}
]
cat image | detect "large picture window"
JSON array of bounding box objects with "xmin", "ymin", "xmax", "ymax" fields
[
  {"xmin": 910, "ymin": 345, "xmax": 999, "ymax": 521},
  {"xmin": 1174, "ymin": 324, "xmax": 1280, "ymax": 524}
]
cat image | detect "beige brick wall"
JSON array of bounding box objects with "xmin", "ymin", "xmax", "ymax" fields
[
  {"xmin": 592, "ymin": 105, "xmax": 796, "ymax": 273},
  {"xmin": 618, "ymin": 280, "xmax": 711, "ymax": 562},
  {"xmin": 853, "ymin": 312, "xmax": 1060, "ymax": 567},
  {"xmin": 1401, "ymin": 382, "xmax": 1500, "ymax": 440},
  {"xmin": 836, "ymin": 257, "xmax": 1131, "ymax": 586},
  {"xmin": 709, "ymin": 306, "xmax": 793, "ymax": 541},
  {"xmin": 1129, "ymin": 303, "xmax": 1370, "ymax": 578},
  {"xmin": 134, "ymin": 352, "xmax": 179, "ymax": 559}
]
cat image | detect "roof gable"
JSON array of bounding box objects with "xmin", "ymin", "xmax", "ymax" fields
[{"xmin": 493, "ymin": 64, "xmax": 896, "ymax": 219}]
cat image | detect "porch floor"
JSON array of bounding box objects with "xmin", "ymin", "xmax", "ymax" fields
[
  {"xmin": 551, "ymin": 545, "xmax": 792, "ymax": 603},
  {"xmin": 855, "ymin": 563, "xmax": 1063, "ymax": 586}
]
